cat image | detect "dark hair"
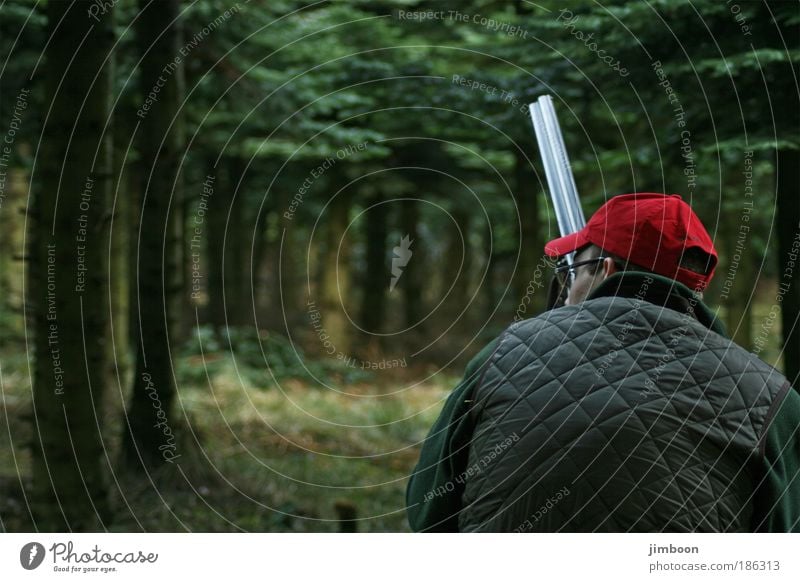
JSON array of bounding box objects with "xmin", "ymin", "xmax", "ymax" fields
[{"xmin": 577, "ymin": 244, "xmax": 713, "ymax": 276}]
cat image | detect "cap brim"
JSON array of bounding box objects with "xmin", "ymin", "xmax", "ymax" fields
[{"xmin": 544, "ymin": 229, "xmax": 589, "ymax": 258}]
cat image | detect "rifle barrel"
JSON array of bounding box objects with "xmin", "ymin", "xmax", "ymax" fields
[{"xmin": 529, "ymin": 95, "xmax": 586, "ymax": 262}]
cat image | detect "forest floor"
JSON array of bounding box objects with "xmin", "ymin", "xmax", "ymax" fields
[{"xmin": 0, "ymin": 343, "xmax": 460, "ymax": 532}]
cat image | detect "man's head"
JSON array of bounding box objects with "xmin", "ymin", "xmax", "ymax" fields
[
  {"xmin": 545, "ymin": 193, "xmax": 718, "ymax": 304},
  {"xmin": 558, "ymin": 244, "xmax": 617, "ymax": 305}
]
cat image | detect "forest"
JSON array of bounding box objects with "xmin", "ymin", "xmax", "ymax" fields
[{"xmin": 0, "ymin": 0, "xmax": 798, "ymax": 532}]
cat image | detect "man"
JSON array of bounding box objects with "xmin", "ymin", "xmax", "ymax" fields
[{"xmin": 407, "ymin": 193, "xmax": 800, "ymax": 532}]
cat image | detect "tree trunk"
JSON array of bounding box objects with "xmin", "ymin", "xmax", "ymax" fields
[
  {"xmin": 225, "ymin": 158, "xmax": 248, "ymax": 327},
  {"xmin": 206, "ymin": 162, "xmax": 225, "ymax": 332},
  {"xmin": 123, "ymin": 0, "xmax": 184, "ymax": 467},
  {"xmin": 360, "ymin": 193, "xmax": 387, "ymax": 336},
  {"xmin": 252, "ymin": 193, "xmax": 272, "ymax": 327},
  {"xmin": 127, "ymin": 157, "xmax": 142, "ymax": 352},
  {"xmin": 400, "ymin": 199, "xmax": 423, "ymax": 330},
  {"xmin": 443, "ymin": 207, "xmax": 470, "ymax": 324},
  {"xmin": 30, "ymin": 1, "xmax": 114, "ymax": 530},
  {"xmin": 777, "ymin": 148, "xmax": 800, "ymax": 389},
  {"xmin": 0, "ymin": 168, "xmax": 25, "ymax": 328},
  {"xmin": 205, "ymin": 157, "xmax": 249, "ymax": 331},
  {"xmin": 317, "ymin": 188, "xmax": 352, "ymax": 357},
  {"xmin": 110, "ymin": 129, "xmax": 131, "ymax": 383},
  {"xmin": 177, "ymin": 163, "xmax": 193, "ymax": 341},
  {"xmin": 721, "ymin": 199, "xmax": 753, "ymax": 350},
  {"xmin": 483, "ymin": 245, "xmax": 497, "ymax": 318},
  {"xmin": 512, "ymin": 149, "xmax": 545, "ymax": 319}
]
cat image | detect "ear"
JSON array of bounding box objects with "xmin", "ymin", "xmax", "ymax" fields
[{"xmin": 601, "ymin": 257, "xmax": 618, "ymax": 279}]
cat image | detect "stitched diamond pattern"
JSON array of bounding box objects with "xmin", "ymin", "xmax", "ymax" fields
[{"xmin": 458, "ymin": 297, "xmax": 788, "ymax": 532}]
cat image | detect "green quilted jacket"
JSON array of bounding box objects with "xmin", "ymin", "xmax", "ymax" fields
[{"xmin": 407, "ymin": 272, "xmax": 800, "ymax": 532}]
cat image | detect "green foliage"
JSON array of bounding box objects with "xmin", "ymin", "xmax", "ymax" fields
[{"xmin": 177, "ymin": 326, "xmax": 371, "ymax": 387}]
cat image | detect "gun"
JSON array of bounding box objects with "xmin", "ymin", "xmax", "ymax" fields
[{"xmin": 528, "ymin": 95, "xmax": 586, "ymax": 308}]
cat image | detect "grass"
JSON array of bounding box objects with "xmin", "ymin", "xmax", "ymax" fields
[{"xmin": 0, "ymin": 345, "xmax": 460, "ymax": 532}]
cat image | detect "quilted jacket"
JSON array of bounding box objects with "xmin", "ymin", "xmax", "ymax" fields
[{"xmin": 407, "ymin": 271, "xmax": 800, "ymax": 532}]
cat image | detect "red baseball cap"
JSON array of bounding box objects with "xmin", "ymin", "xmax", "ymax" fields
[{"xmin": 544, "ymin": 193, "xmax": 717, "ymax": 290}]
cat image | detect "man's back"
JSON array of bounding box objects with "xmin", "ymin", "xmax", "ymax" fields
[{"xmin": 457, "ymin": 275, "xmax": 792, "ymax": 532}]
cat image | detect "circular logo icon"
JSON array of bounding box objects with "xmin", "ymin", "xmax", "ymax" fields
[{"xmin": 20, "ymin": 542, "xmax": 45, "ymax": 570}]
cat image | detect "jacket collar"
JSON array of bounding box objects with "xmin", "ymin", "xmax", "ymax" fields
[{"xmin": 587, "ymin": 271, "xmax": 728, "ymax": 338}]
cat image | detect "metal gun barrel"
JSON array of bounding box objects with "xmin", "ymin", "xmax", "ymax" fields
[{"xmin": 529, "ymin": 95, "xmax": 586, "ymax": 264}]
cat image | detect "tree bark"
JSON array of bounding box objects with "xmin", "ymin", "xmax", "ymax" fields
[
  {"xmin": 443, "ymin": 207, "xmax": 470, "ymax": 324},
  {"xmin": 206, "ymin": 157, "xmax": 250, "ymax": 331},
  {"xmin": 318, "ymin": 187, "xmax": 352, "ymax": 356},
  {"xmin": 252, "ymin": 192, "xmax": 272, "ymax": 327},
  {"xmin": 176, "ymin": 162, "xmax": 193, "ymax": 341},
  {"xmin": 0, "ymin": 168, "xmax": 25, "ymax": 328},
  {"xmin": 360, "ymin": 193, "xmax": 387, "ymax": 335},
  {"xmin": 110, "ymin": 123, "xmax": 132, "ymax": 384},
  {"xmin": 512, "ymin": 149, "xmax": 545, "ymax": 319},
  {"xmin": 123, "ymin": 0, "xmax": 184, "ymax": 467},
  {"xmin": 30, "ymin": 1, "xmax": 114, "ymax": 530},
  {"xmin": 400, "ymin": 198, "xmax": 423, "ymax": 330},
  {"xmin": 721, "ymin": 200, "xmax": 753, "ymax": 350},
  {"xmin": 225, "ymin": 158, "xmax": 248, "ymax": 327},
  {"xmin": 206, "ymin": 162, "xmax": 225, "ymax": 332},
  {"xmin": 777, "ymin": 148, "xmax": 800, "ymax": 389}
]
